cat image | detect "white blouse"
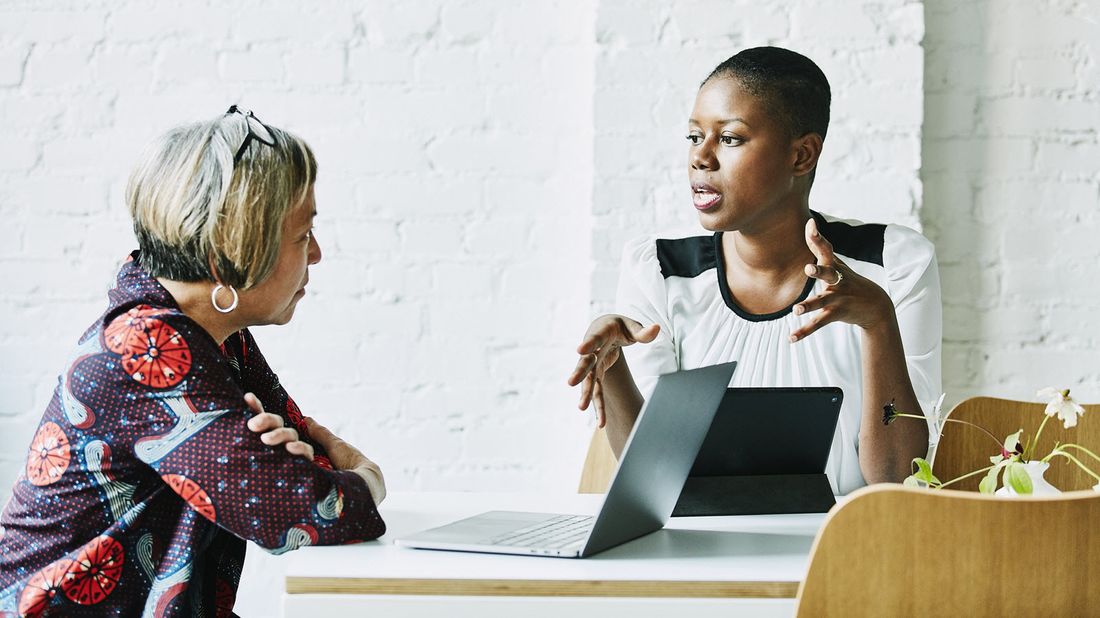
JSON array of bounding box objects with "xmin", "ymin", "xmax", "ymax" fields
[{"xmin": 616, "ymin": 211, "xmax": 942, "ymax": 495}]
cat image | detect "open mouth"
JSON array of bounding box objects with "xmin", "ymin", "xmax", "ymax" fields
[{"xmin": 692, "ymin": 183, "xmax": 722, "ymax": 211}]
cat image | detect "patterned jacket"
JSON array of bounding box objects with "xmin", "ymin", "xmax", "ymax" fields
[{"xmin": 0, "ymin": 254, "xmax": 386, "ymax": 617}]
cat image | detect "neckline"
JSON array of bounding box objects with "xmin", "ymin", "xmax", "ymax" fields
[{"xmin": 711, "ymin": 232, "xmax": 817, "ymax": 322}]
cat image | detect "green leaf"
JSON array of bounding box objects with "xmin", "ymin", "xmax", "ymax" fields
[
  {"xmin": 911, "ymin": 457, "xmax": 941, "ymax": 486},
  {"xmin": 1005, "ymin": 462, "xmax": 1033, "ymax": 494},
  {"xmin": 1003, "ymin": 430, "xmax": 1023, "ymax": 454},
  {"xmin": 979, "ymin": 467, "xmax": 1000, "ymax": 494}
]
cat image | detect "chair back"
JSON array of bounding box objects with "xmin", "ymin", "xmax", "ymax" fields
[
  {"xmin": 577, "ymin": 428, "xmax": 617, "ymax": 493},
  {"xmin": 932, "ymin": 396, "xmax": 1100, "ymax": 491},
  {"xmin": 795, "ymin": 485, "xmax": 1100, "ymax": 617}
]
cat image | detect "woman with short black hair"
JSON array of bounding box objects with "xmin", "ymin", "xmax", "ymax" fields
[{"xmin": 569, "ymin": 47, "xmax": 941, "ymax": 492}]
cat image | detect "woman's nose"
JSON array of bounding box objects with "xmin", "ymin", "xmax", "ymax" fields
[
  {"xmin": 690, "ymin": 139, "xmax": 717, "ymax": 171},
  {"xmin": 308, "ymin": 232, "xmax": 322, "ymax": 265}
]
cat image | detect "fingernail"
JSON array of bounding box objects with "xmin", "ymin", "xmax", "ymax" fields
[
  {"xmin": 793, "ymin": 305, "xmax": 803, "ymax": 315},
  {"xmin": 789, "ymin": 334, "xmax": 798, "ymax": 343}
]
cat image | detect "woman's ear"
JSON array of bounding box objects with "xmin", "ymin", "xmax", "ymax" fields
[{"xmin": 792, "ymin": 132, "xmax": 823, "ymax": 178}]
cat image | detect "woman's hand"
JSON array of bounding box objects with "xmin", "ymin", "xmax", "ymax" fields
[
  {"xmin": 304, "ymin": 418, "xmax": 386, "ymax": 506},
  {"xmin": 244, "ymin": 393, "xmax": 314, "ymax": 461},
  {"xmin": 790, "ymin": 218, "xmax": 895, "ymax": 343},
  {"xmin": 567, "ymin": 315, "xmax": 659, "ymax": 427}
]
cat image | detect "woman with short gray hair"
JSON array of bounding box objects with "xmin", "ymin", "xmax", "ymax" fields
[{"xmin": 0, "ymin": 107, "xmax": 386, "ymax": 617}]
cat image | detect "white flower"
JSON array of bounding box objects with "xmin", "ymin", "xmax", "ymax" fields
[{"xmin": 1037, "ymin": 387, "xmax": 1086, "ymax": 429}]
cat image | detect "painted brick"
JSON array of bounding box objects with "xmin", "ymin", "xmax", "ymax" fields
[
  {"xmin": 347, "ymin": 46, "xmax": 415, "ymax": 84},
  {"xmin": 1034, "ymin": 140, "xmax": 1100, "ymax": 176},
  {"xmin": 1016, "ymin": 55, "xmax": 1079, "ymax": 91},
  {"xmin": 0, "ymin": 43, "xmax": 29, "ymax": 86},
  {"xmin": 231, "ymin": 8, "xmax": 356, "ymax": 44},
  {"xmin": 22, "ymin": 44, "xmax": 94, "ymax": 91},
  {"xmin": 440, "ymin": 1, "xmax": 496, "ymax": 43},
  {"xmin": 360, "ymin": 2, "xmax": 441, "ymax": 44},
  {"xmin": 922, "ymin": 137, "xmax": 1035, "ymax": 174},
  {"xmin": 0, "ymin": 137, "xmax": 38, "ymax": 171},
  {"xmin": 286, "ymin": 47, "xmax": 347, "ymax": 86},
  {"xmin": 106, "ymin": 6, "xmax": 231, "ymax": 43},
  {"xmin": 0, "ymin": 11, "xmax": 105, "ymax": 43},
  {"xmin": 92, "ymin": 44, "xmax": 157, "ymax": 88},
  {"xmin": 219, "ymin": 48, "xmax": 284, "ymax": 83}
]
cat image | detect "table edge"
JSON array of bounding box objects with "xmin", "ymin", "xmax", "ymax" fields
[{"xmin": 285, "ymin": 577, "xmax": 799, "ymax": 598}]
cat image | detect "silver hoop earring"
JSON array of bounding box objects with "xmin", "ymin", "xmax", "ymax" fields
[{"xmin": 211, "ymin": 284, "xmax": 239, "ymax": 313}]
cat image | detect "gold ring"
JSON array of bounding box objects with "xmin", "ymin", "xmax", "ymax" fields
[{"xmin": 827, "ymin": 270, "xmax": 844, "ymax": 286}]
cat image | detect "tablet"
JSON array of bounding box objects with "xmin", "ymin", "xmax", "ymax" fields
[{"xmin": 672, "ymin": 386, "xmax": 843, "ymax": 516}]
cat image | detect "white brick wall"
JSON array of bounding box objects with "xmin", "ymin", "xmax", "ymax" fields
[
  {"xmin": 923, "ymin": 0, "xmax": 1100, "ymax": 406},
  {"xmin": 1, "ymin": 0, "xmax": 1098, "ymax": 614}
]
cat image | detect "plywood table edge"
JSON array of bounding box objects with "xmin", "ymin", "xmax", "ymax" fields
[{"xmin": 285, "ymin": 577, "xmax": 799, "ymax": 598}]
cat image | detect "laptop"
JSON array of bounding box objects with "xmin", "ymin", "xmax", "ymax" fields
[
  {"xmin": 672, "ymin": 386, "xmax": 843, "ymax": 516},
  {"xmin": 395, "ymin": 361, "xmax": 737, "ymax": 558}
]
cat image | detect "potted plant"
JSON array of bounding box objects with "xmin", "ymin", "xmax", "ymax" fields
[{"xmin": 884, "ymin": 389, "xmax": 1100, "ymax": 494}]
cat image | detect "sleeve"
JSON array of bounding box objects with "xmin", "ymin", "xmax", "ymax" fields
[
  {"xmin": 614, "ymin": 235, "xmax": 680, "ymax": 402},
  {"xmin": 123, "ymin": 313, "xmax": 385, "ymax": 554},
  {"xmin": 882, "ymin": 224, "xmax": 944, "ymax": 446},
  {"xmin": 228, "ymin": 329, "xmax": 337, "ymax": 470}
]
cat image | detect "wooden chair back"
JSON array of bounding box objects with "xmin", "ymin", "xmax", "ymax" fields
[
  {"xmin": 795, "ymin": 485, "xmax": 1100, "ymax": 617},
  {"xmin": 577, "ymin": 429, "xmax": 617, "ymax": 493},
  {"xmin": 931, "ymin": 396, "xmax": 1100, "ymax": 491}
]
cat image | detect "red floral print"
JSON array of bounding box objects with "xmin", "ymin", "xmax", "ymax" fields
[
  {"xmin": 26, "ymin": 422, "xmax": 70, "ymax": 487},
  {"xmin": 18, "ymin": 558, "xmax": 72, "ymax": 617},
  {"xmin": 161, "ymin": 474, "xmax": 217, "ymax": 522},
  {"xmin": 62, "ymin": 535, "xmax": 125, "ymax": 605},
  {"xmin": 120, "ymin": 320, "xmax": 191, "ymax": 388},
  {"xmin": 103, "ymin": 305, "xmax": 160, "ymax": 353}
]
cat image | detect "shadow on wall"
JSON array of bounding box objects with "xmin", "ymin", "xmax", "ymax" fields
[
  {"xmin": 921, "ymin": 0, "xmax": 994, "ymax": 407},
  {"xmin": 921, "ymin": 0, "xmax": 1100, "ymax": 405}
]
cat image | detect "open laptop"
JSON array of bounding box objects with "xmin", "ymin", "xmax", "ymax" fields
[{"xmin": 395, "ymin": 361, "xmax": 737, "ymax": 558}]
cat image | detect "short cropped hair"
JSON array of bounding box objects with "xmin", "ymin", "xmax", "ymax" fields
[
  {"xmin": 126, "ymin": 111, "xmax": 317, "ymax": 290},
  {"xmin": 704, "ymin": 46, "xmax": 831, "ymax": 141}
]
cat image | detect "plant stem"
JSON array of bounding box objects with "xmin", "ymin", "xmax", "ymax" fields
[
  {"xmin": 940, "ymin": 417, "xmax": 1007, "ymax": 450},
  {"xmin": 1057, "ymin": 444, "xmax": 1100, "ymax": 465},
  {"xmin": 936, "ymin": 464, "xmax": 997, "ymax": 490},
  {"xmin": 1028, "ymin": 414, "xmax": 1053, "ymax": 462},
  {"xmin": 1046, "ymin": 450, "xmax": 1100, "ymax": 483},
  {"xmin": 892, "ymin": 412, "xmax": 1006, "ymax": 448}
]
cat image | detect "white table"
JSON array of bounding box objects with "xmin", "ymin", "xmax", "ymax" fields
[{"xmin": 282, "ymin": 491, "xmax": 827, "ymax": 617}]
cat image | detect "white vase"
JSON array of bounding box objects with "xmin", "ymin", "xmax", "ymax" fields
[{"xmin": 995, "ymin": 461, "xmax": 1061, "ymax": 496}]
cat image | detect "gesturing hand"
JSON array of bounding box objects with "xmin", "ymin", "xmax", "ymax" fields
[
  {"xmin": 244, "ymin": 393, "xmax": 314, "ymax": 461},
  {"xmin": 790, "ymin": 218, "xmax": 894, "ymax": 343},
  {"xmin": 305, "ymin": 418, "xmax": 386, "ymax": 506},
  {"xmin": 567, "ymin": 314, "xmax": 659, "ymax": 428}
]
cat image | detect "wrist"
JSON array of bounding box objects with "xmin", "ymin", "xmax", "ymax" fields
[
  {"xmin": 354, "ymin": 464, "xmax": 386, "ymax": 504},
  {"xmin": 859, "ymin": 295, "xmax": 898, "ymax": 338}
]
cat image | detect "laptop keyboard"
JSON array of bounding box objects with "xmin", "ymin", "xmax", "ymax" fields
[{"xmin": 484, "ymin": 514, "xmax": 594, "ymax": 549}]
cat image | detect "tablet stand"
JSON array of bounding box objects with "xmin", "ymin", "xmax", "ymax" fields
[{"xmin": 672, "ymin": 473, "xmax": 836, "ymax": 516}]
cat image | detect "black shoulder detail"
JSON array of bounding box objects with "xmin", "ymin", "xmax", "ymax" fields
[
  {"xmin": 655, "ymin": 235, "xmax": 717, "ymax": 279},
  {"xmin": 812, "ymin": 211, "xmax": 885, "ymax": 266}
]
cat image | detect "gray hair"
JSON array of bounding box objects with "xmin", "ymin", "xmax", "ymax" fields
[{"xmin": 126, "ymin": 110, "xmax": 317, "ymax": 289}]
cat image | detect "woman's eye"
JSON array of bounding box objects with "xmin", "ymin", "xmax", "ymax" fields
[
  {"xmin": 685, "ymin": 134, "xmax": 704, "ymax": 145},
  {"xmin": 719, "ymin": 135, "xmax": 742, "ymax": 146}
]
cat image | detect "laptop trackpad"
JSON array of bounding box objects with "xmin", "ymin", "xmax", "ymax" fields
[{"xmin": 405, "ymin": 511, "xmax": 565, "ymax": 541}]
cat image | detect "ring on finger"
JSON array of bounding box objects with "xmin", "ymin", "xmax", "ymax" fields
[{"xmin": 826, "ymin": 269, "xmax": 844, "ymax": 287}]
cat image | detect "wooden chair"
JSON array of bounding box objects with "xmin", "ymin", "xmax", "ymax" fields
[
  {"xmin": 577, "ymin": 429, "xmax": 617, "ymax": 493},
  {"xmin": 931, "ymin": 396, "xmax": 1100, "ymax": 491},
  {"xmin": 795, "ymin": 485, "xmax": 1100, "ymax": 617}
]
